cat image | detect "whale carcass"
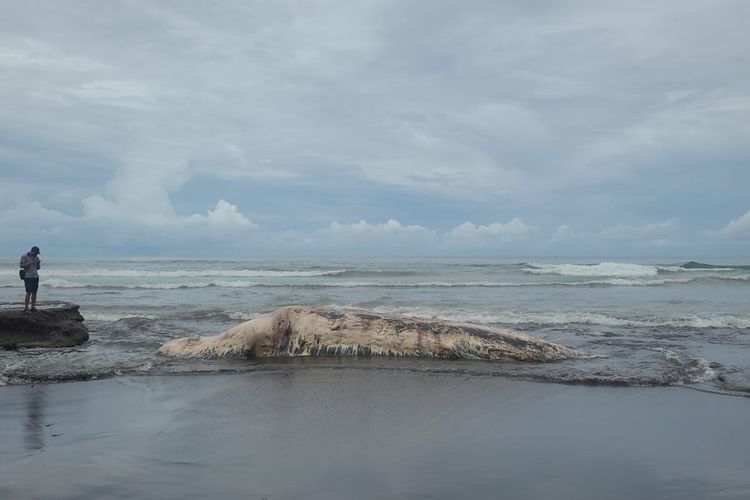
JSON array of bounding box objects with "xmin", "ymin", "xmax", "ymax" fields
[
  {"xmin": 159, "ymin": 306, "xmax": 575, "ymax": 362},
  {"xmin": 159, "ymin": 307, "xmax": 575, "ymax": 361}
]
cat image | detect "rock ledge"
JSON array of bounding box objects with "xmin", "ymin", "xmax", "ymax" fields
[{"xmin": 0, "ymin": 302, "xmax": 89, "ymax": 349}]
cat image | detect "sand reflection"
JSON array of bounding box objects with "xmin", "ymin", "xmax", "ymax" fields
[{"xmin": 23, "ymin": 388, "xmax": 46, "ymax": 450}]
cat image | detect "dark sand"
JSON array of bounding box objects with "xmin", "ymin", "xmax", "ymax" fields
[{"xmin": 1, "ymin": 369, "xmax": 749, "ymax": 500}]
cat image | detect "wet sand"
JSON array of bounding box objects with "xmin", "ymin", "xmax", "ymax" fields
[{"xmin": 1, "ymin": 370, "xmax": 749, "ymax": 500}]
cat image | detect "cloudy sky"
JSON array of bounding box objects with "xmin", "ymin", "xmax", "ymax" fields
[{"xmin": 1, "ymin": 0, "xmax": 748, "ymax": 257}]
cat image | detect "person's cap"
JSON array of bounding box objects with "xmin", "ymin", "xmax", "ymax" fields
[{"xmin": 31, "ymin": 246, "xmax": 40, "ymax": 254}]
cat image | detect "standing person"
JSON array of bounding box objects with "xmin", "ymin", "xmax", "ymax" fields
[{"xmin": 20, "ymin": 246, "xmax": 41, "ymax": 312}]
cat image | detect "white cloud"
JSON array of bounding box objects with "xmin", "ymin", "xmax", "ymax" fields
[
  {"xmin": 1, "ymin": 162, "xmax": 256, "ymax": 250},
  {"xmin": 314, "ymin": 219, "xmax": 437, "ymax": 254},
  {"xmin": 0, "ymin": 201, "xmax": 81, "ymax": 252},
  {"xmin": 552, "ymin": 224, "xmax": 576, "ymax": 242},
  {"xmin": 720, "ymin": 210, "xmax": 750, "ymax": 239},
  {"xmin": 82, "ymin": 193, "xmax": 254, "ymax": 236},
  {"xmin": 81, "ymin": 162, "xmax": 192, "ymax": 228},
  {"xmin": 314, "ymin": 217, "xmax": 540, "ymax": 253},
  {"xmin": 0, "ymin": 201, "xmax": 74, "ymax": 236},
  {"xmin": 0, "ymin": 39, "xmax": 106, "ymax": 71},
  {"xmin": 69, "ymin": 80, "xmax": 156, "ymax": 108},
  {"xmin": 579, "ymin": 92, "xmax": 750, "ymax": 180},
  {"xmin": 451, "ymin": 101, "xmax": 553, "ymax": 149},
  {"xmin": 600, "ymin": 219, "xmax": 680, "ymax": 245},
  {"xmin": 326, "ymin": 219, "xmax": 434, "ymax": 238},
  {"xmin": 445, "ymin": 218, "xmax": 535, "ymax": 246},
  {"xmin": 185, "ymin": 200, "xmax": 256, "ymax": 229}
]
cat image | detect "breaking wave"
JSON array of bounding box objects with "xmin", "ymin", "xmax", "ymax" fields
[
  {"xmin": 331, "ymin": 270, "xmax": 422, "ymax": 278},
  {"xmin": 656, "ymin": 348, "xmax": 717, "ymax": 384},
  {"xmin": 525, "ymin": 262, "xmax": 660, "ymax": 277},
  {"xmin": 84, "ymin": 312, "xmax": 157, "ymax": 322},
  {"xmin": 26, "ymin": 277, "xmax": 744, "ymax": 290},
  {"xmin": 0, "ymin": 269, "xmax": 348, "ymax": 278},
  {"xmin": 367, "ymin": 306, "xmax": 750, "ymax": 329},
  {"xmin": 524, "ymin": 261, "xmax": 743, "ymax": 278},
  {"xmin": 41, "ymin": 279, "xmax": 266, "ymax": 289}
]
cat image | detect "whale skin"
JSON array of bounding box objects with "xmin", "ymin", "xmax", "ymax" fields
[{"xmin": 158, "ymin": 306, "xmax": 575, "ymax": 362}]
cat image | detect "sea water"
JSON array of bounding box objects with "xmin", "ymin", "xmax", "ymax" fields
[{"xmin": 1, "ymin": 257, "xmax": 748, "ymax": 395}]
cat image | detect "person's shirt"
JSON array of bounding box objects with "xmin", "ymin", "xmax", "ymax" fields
[{"xmin": 20, "ymin": 253, "xmax": 40, "ymax": 279}]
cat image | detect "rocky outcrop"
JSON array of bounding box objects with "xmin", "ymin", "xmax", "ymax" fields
[
  {"xmin": 0, "ymin": 302, "xmax": 89, "ymax": 349},
  {"xmin": 160, "ymin": 306, "xmax": 575, "ymax": 362}
]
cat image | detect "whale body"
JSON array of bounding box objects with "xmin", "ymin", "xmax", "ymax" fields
[{"xmin": 159, "ymin": 306, "xmax": 575, "ymax": 362}]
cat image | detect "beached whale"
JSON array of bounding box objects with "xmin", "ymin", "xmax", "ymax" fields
[{"xmin": 159, "ymin": 306, "xmax": 575, "ymax": 362}]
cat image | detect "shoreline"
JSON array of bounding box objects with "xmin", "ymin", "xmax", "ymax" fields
[
  {"xmin": 3, "ymin": 354, "xmax": 749, "ymax": 399},
  {"xmin": 1, "ymin": 369, "xmax": 749, "ymax": 499}
]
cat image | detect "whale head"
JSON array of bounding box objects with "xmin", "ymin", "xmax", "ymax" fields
[{"xmin": 158, "ymin": 310, "xmax": 284, "ymax": 358}]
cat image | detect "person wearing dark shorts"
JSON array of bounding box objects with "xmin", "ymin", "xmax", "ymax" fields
[{"xmin": 20, "ymin": 246, "xmax": 41, "ymax": 312}]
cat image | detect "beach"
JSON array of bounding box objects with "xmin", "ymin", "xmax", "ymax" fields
[
  {"xmin": 1, "ymin": 256, "xmax": 749, "ymax": 498},
  {"xmin": 1, "ymin": 369, "xmax": 749, "ymax": 500}
]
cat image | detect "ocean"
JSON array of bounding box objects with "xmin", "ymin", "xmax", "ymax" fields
[{"xmin": 1, "ymin": 257, "xmax": 749, "ymax": 395}]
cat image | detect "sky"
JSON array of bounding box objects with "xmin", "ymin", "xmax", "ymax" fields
[{"xmin": 1, "ymin": 0, "xmax": 749, "ymax": 257}]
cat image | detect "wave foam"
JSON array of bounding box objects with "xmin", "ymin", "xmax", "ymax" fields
[
  {"xmin": 526, "ymin": 262, "xmax": 746, "ymax": 278},
  {"xmin": 525, "ymin": 262, "xmax": 659, "ymax": 277},
  {"xmin": 228, "ymin": 311, "xmax": 260, "ymax": 321},
  {"xmin": 657, "ymin": 349, "xmax": 717, "ymax": 383},
  {"xmin": 35, "ymin": 278, "xmax": 699, "ymax": 289},
  {"xmin": 42, "ymin": 279, "xmax": 266, "ymax": 289},
  {"xmin": 366, "ymin": 307, "xmax": 750, "ymax": 329},
  {"xmin": 11, "ymin": 273, "xmax": 746, "ymax": 291},
  {"xmin": 84, "ymin": 312, "xmax": 157, "ymax": 322},
  {"xmin": 0, "ymin": 269, "xmax": 347, "ymax": 278}
]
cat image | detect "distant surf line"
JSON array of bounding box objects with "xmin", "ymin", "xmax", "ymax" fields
[{"xmin": 3, "ymin": 276, "xmax": 745, "ymax": 290}]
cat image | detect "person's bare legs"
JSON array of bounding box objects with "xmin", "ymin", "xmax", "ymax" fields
[
  {"xmin": 30, "ymin": 293, "xmax": 37, "ymax": 311},
  {"xmin": 24, "ymin": 292, "xmax": 31, "ymax": 312}
]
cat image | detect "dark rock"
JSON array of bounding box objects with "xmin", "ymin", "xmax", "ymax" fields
[{"xmin": 0, "ymin": 302, "xmax": 89, "ymax": 349}]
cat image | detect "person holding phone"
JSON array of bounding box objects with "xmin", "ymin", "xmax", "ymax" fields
[{"xmin": 20, "ymin": 246, "xmax": 41, "ymax": 312}]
